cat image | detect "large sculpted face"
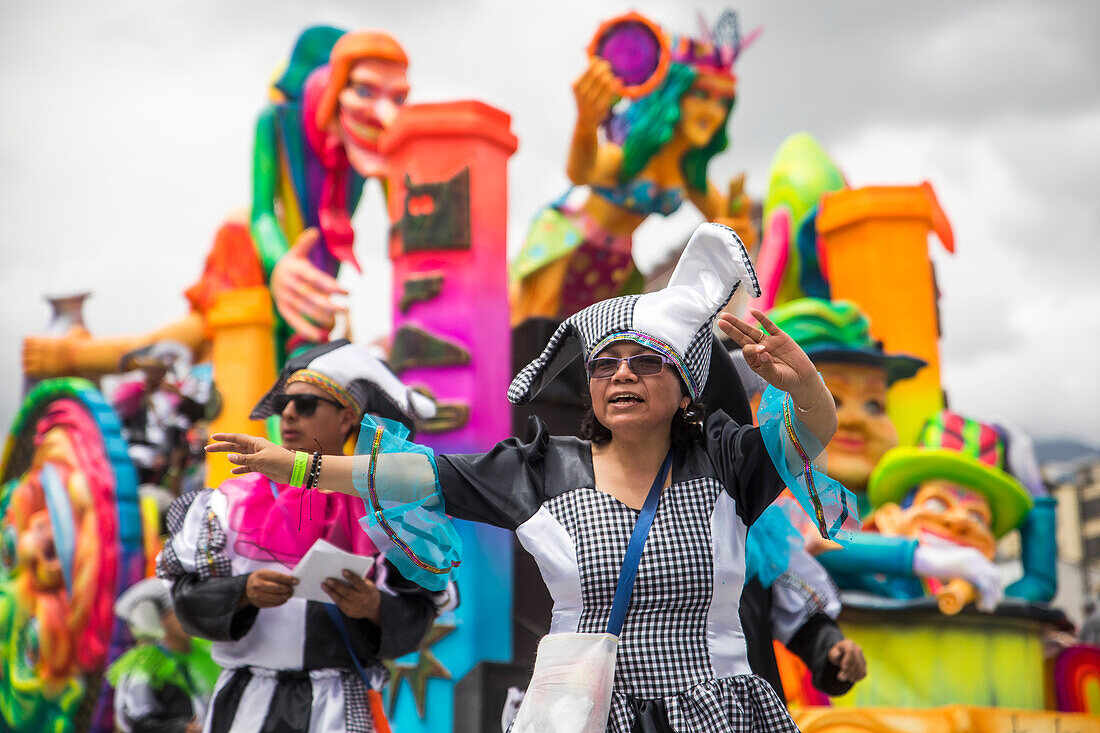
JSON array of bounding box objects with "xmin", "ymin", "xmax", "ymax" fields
[
  {"xmin": 335, "ymin": 58, "xmax": 410, "ymax": 178},
  {"xmin": 874, "ymin": 480, "xmax": 997, "ymax": 560},
  {"xmin": 819, "ymin": 362, "xmax": 899, "ymax": 494},
  {"xmin": 676, "ymin": 71, "xmax": 735, "ymax": 149}
]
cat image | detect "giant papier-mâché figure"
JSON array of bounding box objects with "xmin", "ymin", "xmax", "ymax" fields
[{"xmin": 509, "ymin": 10, "xmax": 760, "ymax": 323}]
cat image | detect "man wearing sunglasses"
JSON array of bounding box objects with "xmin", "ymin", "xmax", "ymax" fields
[{"xmin": 157, "ymin": 340, "xmax": 446, "ymax": 733}]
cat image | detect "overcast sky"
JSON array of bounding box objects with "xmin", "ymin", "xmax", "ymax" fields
[{"xmin": 2, "ymin": 0, "xmax": 1097, "ymax": 444}]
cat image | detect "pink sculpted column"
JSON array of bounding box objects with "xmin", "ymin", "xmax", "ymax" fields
[{"xmin": 380, "ymin": 101, "xmax": 518, "ymax": 454}]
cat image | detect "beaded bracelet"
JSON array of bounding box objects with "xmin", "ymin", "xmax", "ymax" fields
[
  {"xmin": 307, "ymin": 451, "xmax": 322, "ymax": 491},
  {"xmin": 290, "ymin": 450, "xmax": 310, "ymax": 488}
]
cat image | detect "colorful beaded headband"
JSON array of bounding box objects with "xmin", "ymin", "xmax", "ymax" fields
[
  {"xmin": 286, "ymin": 369, "xmax": 361, "ymax": 414},
  {"xmin": 590, "ymin": 331, "xmax": 698, "ymax": 400}
]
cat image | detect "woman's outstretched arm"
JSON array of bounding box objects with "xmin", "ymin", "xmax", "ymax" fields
[
  {"xmin": 206, "ymin": 433, "xmax": 440, "ymax": 506},
  {"xmin": 206, "ymin": 434, "xmax": 357, "ymax": 495}
]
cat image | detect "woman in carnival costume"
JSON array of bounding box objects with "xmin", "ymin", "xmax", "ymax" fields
[
  {"xmin": 157, "ymin": 340, "xmax": 445, "ymax": 733},
  {"xmin": 210, "ymin": 222, "xmax": 860, "ymax": 731},
  {"xmin": 510, "ymin": 11, "xmax": 760, "ymax": 323}
]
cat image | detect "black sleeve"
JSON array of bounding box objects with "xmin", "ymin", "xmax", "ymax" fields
[
  {"xmin": 170, "ymin": 574, "xmax": 258, "ymax": 642},
  {"xmin": 129, "ymin": 682, "xmax": 195, "ymax": 733},
  {"xmin": 345, "ymin": 560, "xmax": 438, "ymax": 661},
  {"xmin": 738, "ymin": 578, "xmax": 786, "ymax": 703},
  {"xmin": 132, "ymin": 715, "xmax": 189, "ymax": 733},
  {"xmin": 785, "ymin": 612, "xmax": 852, "ymax": 697},
  {"xmin": 703, "ymin": 410, "xmax": 784, "ymax": 526},
  {"xmin": 435, "ymin": 416, "xmax": 558, "ymax": 529}
]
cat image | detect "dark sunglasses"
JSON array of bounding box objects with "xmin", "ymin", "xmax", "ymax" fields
[
  {"xmin": 587, "ymin": 354, "xmax": 674, "ymax": 379},
  {"xmin": 272, "ymin": 393, "xmax": 346, "ymax": 417}
]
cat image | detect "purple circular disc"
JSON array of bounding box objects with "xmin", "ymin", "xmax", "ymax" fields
[{"xmin": 596, "ymin": 21, "xmax": 661, "ymax": 87}]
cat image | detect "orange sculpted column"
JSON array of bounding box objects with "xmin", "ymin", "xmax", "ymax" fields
[
  {"xmin": 204, "ymin": 286, "xmax": 277, "ymax": 486},
  {"xmin": 817, "ymin": 183, "xmax": 954, "ymax": 446}
]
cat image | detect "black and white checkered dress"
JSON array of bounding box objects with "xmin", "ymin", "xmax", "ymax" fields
[{"xmin": 437, "ymin": 411, "xmax": 799, "ymax": 732}]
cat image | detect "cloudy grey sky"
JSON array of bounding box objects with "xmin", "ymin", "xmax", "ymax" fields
[{"xmin": 2, "ymin": 0, "xmax": 1097, "ymax": 443}]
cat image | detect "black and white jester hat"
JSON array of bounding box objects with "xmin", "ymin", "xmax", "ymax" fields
[
  {"xmin": 509, "ymin": 222, "xmax": 760, "ymax": 404},
  {"xmin": 251, "ymin": 339, "xmax": 436, "ymax": 432}
]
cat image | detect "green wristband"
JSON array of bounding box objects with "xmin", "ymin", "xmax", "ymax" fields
[{"xmin": 290, "ymin": 450, "xmax": 309, "ymax": 488}]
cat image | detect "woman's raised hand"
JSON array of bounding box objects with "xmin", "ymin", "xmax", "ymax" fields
[
  {"xmin": 573, "ymin": 57, "xmax": 621, "ymax": 129},
  {"xmin": 206, "ymin": 433, "xmax": 294, "ymax": 483},
  {"xmin": 718, "ymin": 309, "xmax": 819, "ymax": 395}
]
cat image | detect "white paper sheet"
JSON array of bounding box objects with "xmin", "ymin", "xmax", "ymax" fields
[{"xmin": 290, "ymin": 538, "xmax": 376, "ymax": 604}]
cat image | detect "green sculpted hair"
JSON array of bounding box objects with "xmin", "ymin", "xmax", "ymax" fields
[
  {"xmin": 766, "ymin": 298, "xmax": 872, "ymax": 352},
  {"xmin": 618, "ymin": 64, "xmax": 734, "ymax": 193}
]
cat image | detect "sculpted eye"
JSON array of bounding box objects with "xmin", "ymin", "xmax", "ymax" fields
[
  {"xmin": 393, "ymin": 92, "xmax": 408, "ymax": 106},
  {"xmin": 922, "ymin": 497, "xmax": 947, "ymax": 513},
  {"xmin": 967, "ymin": 509, "xmax": 988, "ymax": 525},
  {"xmin": 864, "ymin": 399, "xmax": 885, "ymax": 417},
  {"xmin": 20, "ymin": 617, "xmax": 40, "ymax": 671},
  {"xmin": 355, "ymin": 84, "xmax": 377, "ymax": 99}
]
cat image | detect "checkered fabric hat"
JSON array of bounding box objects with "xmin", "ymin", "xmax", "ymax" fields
[
  {"xmin": 251, "ymin": 339, "xmax": 436, "ymax": 429},
  {"xmin": 508, "ymin": 222, "xmax": 760, "ymax": 404}
]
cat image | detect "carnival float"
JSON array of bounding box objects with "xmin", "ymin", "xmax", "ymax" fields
[{"xmin": 3, "ymin": 8, "xmax": 1097, "ymax": 733}]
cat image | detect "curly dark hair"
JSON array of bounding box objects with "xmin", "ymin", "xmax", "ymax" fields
[{"xmin": 580, "ymin": 398, "xmax": 706, "ymax": 450}]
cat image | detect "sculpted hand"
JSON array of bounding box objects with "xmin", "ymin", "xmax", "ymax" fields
[
  {"xmin": 912, "ymin": 544, "xmax": 1004, "ymax": 612},
  {"xmin": 827, "ymin": 639, "xmax": 867, "ymax": 683},
  {"xmin": 573, "ymin": 57, "xmax": 621, "ymax": 129},
  {"xmin": 714, "ymin": 212, "xmax": 757, "ymax": 253},
  {"xmin": 22, "ymin": 335, "xmax": 86, "ymax": 378},
  {"xmin": 718, "ymin": 309, "xmax": 820, "ymax": 396},
  {"xmin": 243, "ymin": 568, "xmax": 298, "ymax": 609},
  {"xmin": 206, "ymin": 433, "xmax": 294, "ymax": 482},
  {"xmin": 323, "ymin": 569, "xmax": 381, "ymax": 623},
  {"xmin": 271, "ymin": 228, "xmax": 348, "ymax": 342},
  {"xmin": 714, "ymin": 173, "xmax": 758, "ymax": 251}
]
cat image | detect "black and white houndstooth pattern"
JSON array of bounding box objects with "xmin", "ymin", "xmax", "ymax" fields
[
  {"xmin": 548, "ymin": 480, "xmax": 720, "ymax": 698},
  {"xmin": 508, "ymin": 295, "xmax": 639, "ymax": 404},
  {"xmin": 713, "ymin": 222, "xmax": 761, "ymax": 298},
  {"xmin": 342, "ymin": 670, "xmax": 374, "ymax": 733},
  {"xmin": 606, "ymin": 676, "xmax": 799, "ymax": 732},
  {"xmin": 156, "ymin": 489, "xmax": 232, "ymax": 581},
  {"xmin": 543, "ymin": 479, "xmax": 798, "ymax": 731}
]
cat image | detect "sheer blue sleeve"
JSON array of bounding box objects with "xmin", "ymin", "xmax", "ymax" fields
[
  {"xmin": 351, "ymin": 415, "xmax": 462, "ymax": 592},
  {"xmin": 756, "ymin": 384, "xmax": 861, "ymax": 544}
]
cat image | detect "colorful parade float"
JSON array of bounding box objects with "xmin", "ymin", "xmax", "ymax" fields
[
  {"xmin": 748, "ymin": 132, "xmax": 1099, "ymax": 729},
  {"xmin": 4, "ymin": 8, "xmax": 1098, "ymax": 733}
]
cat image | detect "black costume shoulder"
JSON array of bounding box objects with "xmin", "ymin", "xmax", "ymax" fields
[
  {"xmin": 436, "ymin": 416, "xmax": 593, "ymax": 529},
  {"xmin": 438, "ymin": 411, "xmax": 782, "ymax": 531},
  {"xmin": 701, "ymin": 409, "xmax": 785, "ymax": 527}
]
